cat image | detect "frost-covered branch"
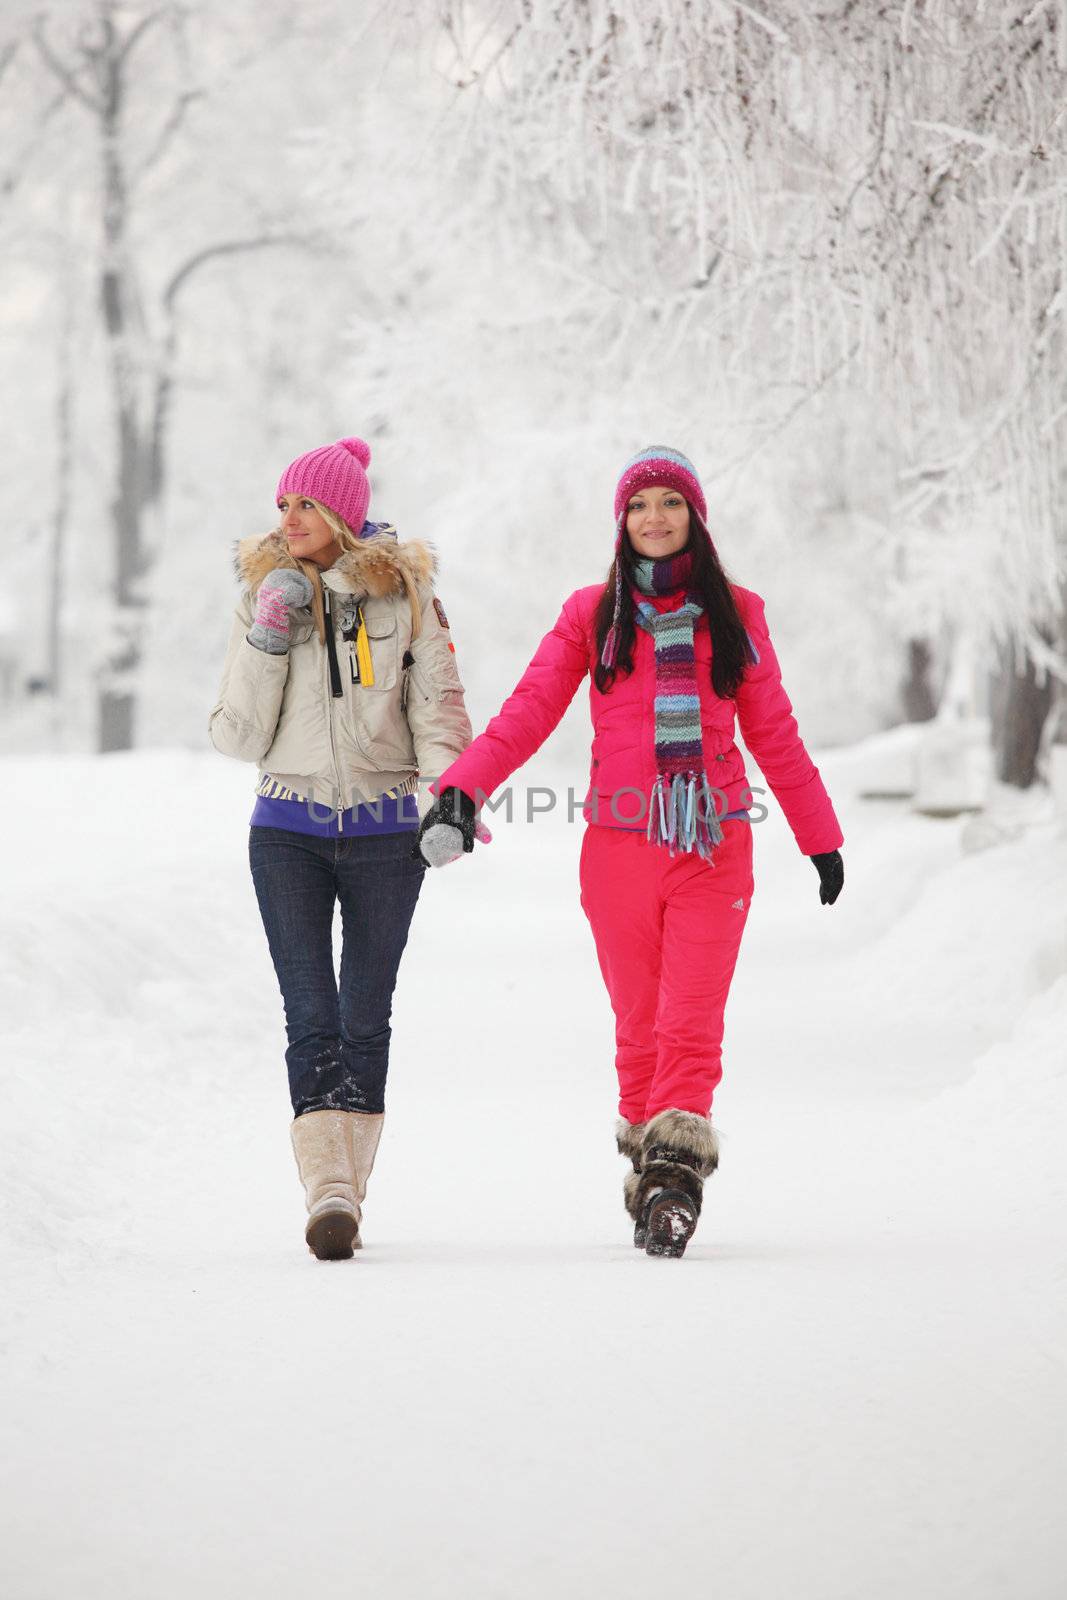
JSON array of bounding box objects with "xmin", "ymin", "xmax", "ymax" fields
[
  {"xmin": 133, "ymin": 87, "xmax": 204, "ymax": 181},
  {"xmin": 0, "ymin": 38, "xmax": 17, "ymax": 89},
  {"xmin": 161, "ymin": 233, "xmax": 310, "ymax": 312},
  {"xmin": 31, "ymin": 17, "xmax": 100, "ymax": 109},
  {"xmin": 422, "ymin": 0, "xmax": 1066, "ymax": 656},
  {"xmin": 0, "ymin": 85, "xmax": 66, "ymax": 200},
  {"xmin": 117, "ymin": 6, "xmax": 167, "ymax": 67}
]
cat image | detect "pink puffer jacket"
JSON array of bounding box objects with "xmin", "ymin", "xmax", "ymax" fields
[{"xmin": 434, "ymin": 582, "xmax": 843, "ymax": 856}]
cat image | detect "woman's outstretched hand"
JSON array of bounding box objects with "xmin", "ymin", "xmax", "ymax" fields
[
  {"xmin": 414, "ymin": 787, "xmax": 478, "ymax": 867},
  {"xmin": 810, "ymin": 850, "xmax": 844, "ymax": 906}
]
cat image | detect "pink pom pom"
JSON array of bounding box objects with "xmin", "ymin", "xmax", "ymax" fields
[{"xmin": 338, "ymin": 437, "xmax": 371, "ymax": 468}]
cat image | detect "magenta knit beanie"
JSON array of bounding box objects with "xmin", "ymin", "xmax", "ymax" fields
[
  {"xmin": 276, "ymin": 437, "xmax": 372, "ymax": 533},
  {"xmin": 613, "ymin": 445, "xmax": 707, "ymax": 527}
]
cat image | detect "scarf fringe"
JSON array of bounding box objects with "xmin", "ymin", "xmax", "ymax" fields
[{"xmin": 646, "ymin": 772, "xmax": 724, "ymax": 861}]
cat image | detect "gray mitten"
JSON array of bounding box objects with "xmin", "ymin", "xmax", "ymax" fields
[{"xmin": 247, "ymin": 569, "xmax": 314, "ymax": 654}]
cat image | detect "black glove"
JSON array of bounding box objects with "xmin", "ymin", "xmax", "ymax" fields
[
  {"xmin": 413, "ymin": 787, "xmax": 477, "ymax": 867},
  {"xmin": 810, "ymin": 850, "xmax": 844, "ymax": 906}
]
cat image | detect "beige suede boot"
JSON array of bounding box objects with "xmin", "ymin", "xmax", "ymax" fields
[
  {"xmin": 291, "ymin": 1109, "xmax": 360, "ymax": 1260},
  {"xmin": 348, "ymin": 1112, "xmax": 385, "ymax": 1243}
]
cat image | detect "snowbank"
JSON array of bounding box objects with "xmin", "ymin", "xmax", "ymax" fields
[{"xmin": 1, "ymin": 736, "xmax": 1064, "ymax": 1599}]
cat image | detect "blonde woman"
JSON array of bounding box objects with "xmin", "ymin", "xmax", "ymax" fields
[{"xmin": 210, "ymin": 437, "xmax": 472, "ymax": 1259}]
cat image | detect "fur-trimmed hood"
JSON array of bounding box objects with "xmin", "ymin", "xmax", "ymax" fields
[{"xmin": 233, "ymin": 526, "xmax": 437, "ymax": 599}]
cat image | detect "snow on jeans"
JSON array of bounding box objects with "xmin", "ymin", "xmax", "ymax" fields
[
  {"xmin": 248, "ymin": 827, "xmax": 426, "ymax": 1117},
  {"xmin": 578, "ymin": 819, "xmax": 754, "ymax": 1123}
]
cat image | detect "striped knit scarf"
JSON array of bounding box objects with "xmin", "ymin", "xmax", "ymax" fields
[{"xmin": 631, "ymin": 552, "xmax": 723, "ymax": 861}]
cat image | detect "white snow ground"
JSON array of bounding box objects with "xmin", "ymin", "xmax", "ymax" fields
[{"xmin": 2, "ymin": 731, "xmax": 1065, "ymax": 1600}]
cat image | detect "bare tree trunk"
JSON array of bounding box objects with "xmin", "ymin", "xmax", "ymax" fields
[
  {"xmin": 45, "ymin": 224, "xmax": 76, "ymax": 698},
  {"xmin": 991, "ymin": 642, "xmax": 1054, "ymax": 788},
  {"xmin": 1040, "ymin": 591, "xmax": 1067, "ymax": 758},
  {"xmin": 97, "ymin": 12, "xmax": 151, "ymax": 753},
  {"xmin": 1045, "ymin": 594, "xmax": 1067, "ymax": 820},
  {"xmin": 1051, "ymin": 622, "xmax": 1067, "ymax": 747},
  {"xmin": 30, "ymin": 6, "xmax": 316, "ymax": 751},
  {"xmin": 900, "ymin": 638, "xmax": 937, "ymax": 723}
]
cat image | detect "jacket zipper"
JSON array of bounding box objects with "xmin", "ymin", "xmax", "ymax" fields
[
  {"xmin": 323, "ymin": 587, "xmax": 344, "ymax": 698},
  {"xmin": 321, "ymin": 586, "xmax": 411, "ymax": 817},
  {"xmin": 323, "ymin": 588, "xmax": 344, "ymax": 833}
]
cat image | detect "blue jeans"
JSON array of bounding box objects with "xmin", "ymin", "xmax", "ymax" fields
[{"xmin": 248, "ymin": 827, "xmax": 426, "ymax": 1116}]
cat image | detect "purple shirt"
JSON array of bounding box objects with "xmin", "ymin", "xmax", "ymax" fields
[{"xmin": 250, "ymin": 777, "xmax": 418, "ymax": 839}]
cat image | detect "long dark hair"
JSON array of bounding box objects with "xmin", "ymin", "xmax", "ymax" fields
[{"xmin": 593, "ymin": 513, "xmax": 751, "ymax": 699}]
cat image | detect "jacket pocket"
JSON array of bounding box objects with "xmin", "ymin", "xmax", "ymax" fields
[{"xmin": 361, "ymin": 614, "xmax": 398, "ymax": 691}]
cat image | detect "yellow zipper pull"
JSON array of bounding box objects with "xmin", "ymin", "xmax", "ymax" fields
[{"xmin": 355, "ymin": 605, "xmax": 375, "ymax": 687}]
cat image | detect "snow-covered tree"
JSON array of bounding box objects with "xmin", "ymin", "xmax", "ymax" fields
[
  {"xmin": 420, "ymin": 0, "xmax": 1066, "ymax": 772},
  {"xmin": 13, "ymin": 0, "xmax": 326, "ymax": 749}
]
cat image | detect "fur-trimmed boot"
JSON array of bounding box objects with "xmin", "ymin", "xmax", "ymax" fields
[
  {"xmin": 616, "ymin": 1117, "xmax": 649, "ymax": 1248},
  {"xmin": 630, "ymin": 1109, "xmax": 719, "ymax": 1259},
  {"xmin": 291, "ymin": 1109, "xmax": 384, "ymax": 1261}
]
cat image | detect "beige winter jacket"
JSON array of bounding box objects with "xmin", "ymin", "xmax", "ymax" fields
[{"xmin": 209, "ymin": 527, "xmax": 472, "ymax": 814}]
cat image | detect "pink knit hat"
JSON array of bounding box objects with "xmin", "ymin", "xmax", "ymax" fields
[
  {"xmin": 613, "ymin": 445, "xmax": 707, "ymax": 526},
  {"xmin": 276, "ymin": 437, "xmax": 372, "ymax": 533}
]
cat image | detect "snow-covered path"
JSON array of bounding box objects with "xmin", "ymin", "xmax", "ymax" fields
[{"xmin": 2, "ymin": 739, "xmax": 1064, "ymax": 1599}]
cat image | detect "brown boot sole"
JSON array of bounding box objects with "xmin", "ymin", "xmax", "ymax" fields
[
  {"xmin": 644, "ymin": 1191, "xmax": 698, "ymax": 1258},
  {"xmin": 306, "ymin": 1210, "xmax": 359, "ymax": 1260}
]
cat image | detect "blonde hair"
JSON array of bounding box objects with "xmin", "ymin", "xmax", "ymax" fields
[{"xmin": 273, "ymin": 497, "xmax": 422, "ymax": 644}]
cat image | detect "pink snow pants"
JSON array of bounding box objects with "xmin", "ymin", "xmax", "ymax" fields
[{"xmin": 578, "ymin": 820, "xmax": 754, "ymax": 1123}]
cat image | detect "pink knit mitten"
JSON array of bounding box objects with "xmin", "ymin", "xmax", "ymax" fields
[{"xmin": 248, "ymin": 570, "xmax": 313, "ymax": 654}]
